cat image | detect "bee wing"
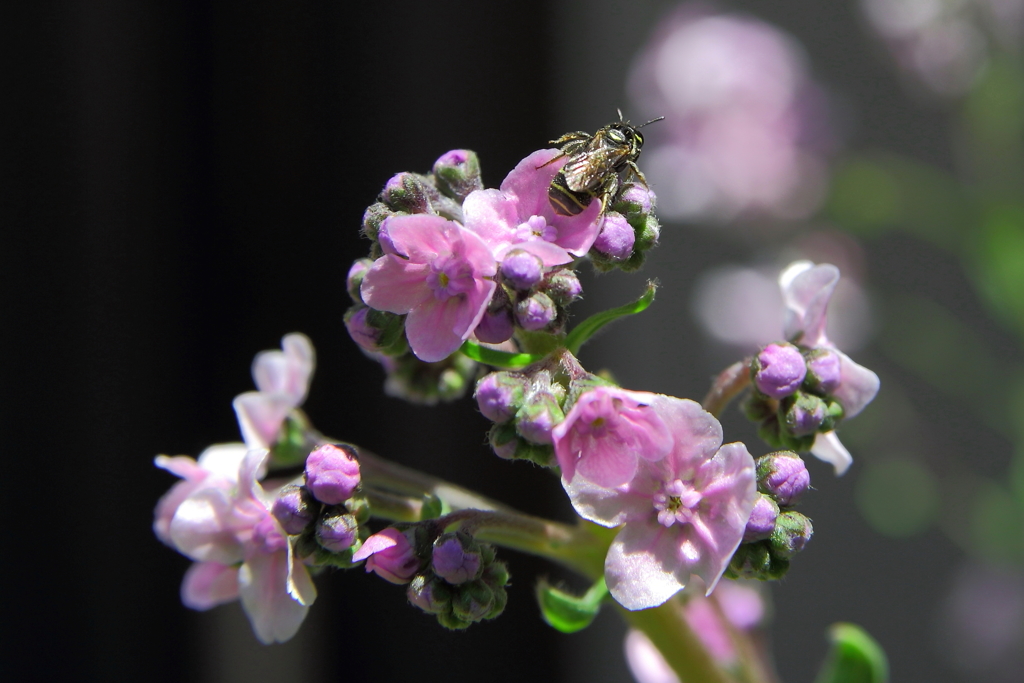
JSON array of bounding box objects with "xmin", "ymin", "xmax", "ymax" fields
[{"xmin": 561, "ymin": 149, "xmax": 613, "ymax": 193}]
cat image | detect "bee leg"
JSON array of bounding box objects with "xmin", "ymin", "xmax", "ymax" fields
[
  {"xmin": 537, "ymin": 152, "xmax": 568, "ymax": 169},
  {"xmin": 597, "ymin": 175, "xmax": 621, "ymax": 215},
  {"xmin": 548, "ymin": 131, "xmax": 591, "ymax": 147},
  {"xmin": 625, "ymin": 161, "xmax": 651, "ymax": 189}
]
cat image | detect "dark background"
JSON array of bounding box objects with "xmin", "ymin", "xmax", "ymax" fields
[{"xmin": 1, "ymin": 1, "xmax": 979, "ymax": 682}]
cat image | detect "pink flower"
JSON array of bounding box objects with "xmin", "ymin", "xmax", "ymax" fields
[
  {"xmin": 232, "ymin": 333, "xmax": 315, "ymax": 450},
  {"xmin": 781, "ymin": 261, "xmax": 880, "ymax": 474},
  {"xmin": 156, "ymin": 447, "xmax": 316, "ymax": 644},
  {"xmin": 360, "ymin": 214, "xmax": 498, "ymax": 363},
  {"xmin": 552, "ymin": 386, "xmax": 675, "ymax": 488},
  {"xmin": 565, "ymin": 397, "xmax": 756, "ymax": 610},
  {"xmin": 462, "ymin": 149, "xmax": 604, "ymax": 258}
]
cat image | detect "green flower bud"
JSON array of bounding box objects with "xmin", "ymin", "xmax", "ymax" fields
[
  {"xmin": 381, "ymin": 172, "xmax": 434, "ymax": 214},
  {"xmin": 769, "ymin": 510, "xmax": 813, "ymax": 558},
  {"xmin": 361, "ymin": 201, "xmax": 395, "ymax": 243},
  {"xmin": 451, "ymin": 580, "xmax": 495, "ymax": 623},
  {"xmin": 432, "ymin": 149, "xmax": 483, "ymax": 202}
]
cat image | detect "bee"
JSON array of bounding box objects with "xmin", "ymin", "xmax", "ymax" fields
[{"xmin": 543, "ymin": 111, "xmax": 663, "ymax": 217}]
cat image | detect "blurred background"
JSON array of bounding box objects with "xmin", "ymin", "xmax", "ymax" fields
[{"xmin": 4, "ymin": 1, "xmax": 1023, "ymax": 681}]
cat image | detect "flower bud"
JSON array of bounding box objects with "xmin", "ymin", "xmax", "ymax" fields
[
  {"xmin": 515, "ymin": 292, "xmax": 557, "ymax": 331},
  {"xmin": 475, "ymin": 371, "xmax": 527, "ymax": 424},
  {"xmin": 615, "ymin": 182, "xmax": 655, "ymax": 215},
  {"xmin": 501, "ymin": 250, "xmax": 545, "ymax": 291},
  {"xmin": 345, "ymin": 307, "xmax": 383, "ymax": 353},
  {"xmin": 592, "ymin": 211, "xmax": 635, "ymax": 262},
  {"xmin": 305, "ymin": 443, "xmax": 361, "ymax": 505},
  {"xmin": 769, "ymin": 510, "xmax": 813, "ymax": 558},
  {"xmin": 743, "ymin": 494, "xmax": 780, "ymax": 542},
  {"xmin": 316, "ymin": 510, "xmax": 360, "ymax": 553},
  {"xmin": 757, "ymin": 451, "xmax": 810, "ymax": 506},
  {"xmin": 382, "ymin": 352, "xmax": 475, "ymax": 405},
  {"xmin": 432, "ymin": 149, "xmax": 483, "ymax": 201},
  {"xmin": 803, "ymin": 347, "xmax": 841, "ymax": 395},
  {"xmin": 515, "ymin": 391, "xmax": 565, "ymax": 445},
  {"xmin": 432, "ymin": 532, "xmax": 483, "ymax": 585},
  {"xmin": 381, "ymin": 172, "xmax": 433, "ymax": 213},
  {"xmin": 488, "ymin": 422, "xmax": 520, "ymax": 459},
  {"xmin": 271, "ymin": 484, "xmax": 317, "ymax": 535},
  {"xmin": 753, "ymin": 342, "xmax": 807, "ymax": 399},
  {"xmin": 633, "ymin": 213, "xmax": 660, "ymax": 252},
  {"xmin": 407, "ymin": 574, "xmax": 453, "ymax": 614},
  {"xmin": 728, "ymin": 541, "xmax": 790, "ymax": 581},
  {"xmin": 352, "ymin": 527, "xmax": 423, "ymax": 584},
  {"xmin": 361, "ymin": 201, "xmax": 394, "ymax": 242},
  {"xmin": 543, "ymin": 269, "xmax": 582, "ymax": 306},
  {"xmin": 782, "ymin": 392, "xmax": 828, "ymax": 437},
  {"xmin": 347, "ymin": 258, "xmax": 373, "ymax": 304},
  {"xmin": 451, "ymin": 580, "xmax": 496, "ymax": 623}
]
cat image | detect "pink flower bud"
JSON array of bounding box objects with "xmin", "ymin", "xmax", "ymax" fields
[
  {"xmin": 593, "ymin": 212, "xmax": 635, "ymax": 262},
  {"xmin": 352, "ymin": 527, "xmax": 422, "ymax": 584},
  {"xmin": 304, "ymin": 444, "xmax": 361, "ymax": 505},
  {"xmin": 753, "ymin": 342, "xmax": 807, "ymax": 398}
]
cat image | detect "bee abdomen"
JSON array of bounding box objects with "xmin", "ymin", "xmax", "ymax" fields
[{"xmin": 548, "ymin": 174, "xmax": 592, "ymax": 217}]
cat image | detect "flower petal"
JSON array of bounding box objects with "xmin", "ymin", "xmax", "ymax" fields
[
  {"xmin": 563, "ymin": 475, "xmax": 656, "ymax": 527},
  {"xmin": 781, "ymin": 261, "xmax": 838, "ymax": 347},
  {"xmin": 462, "ymin": 188, "xmax": 521, "ymax": 250},
  {"xmin": 810, "ymin": 430, "xmax": 852, "ymax": 475},
  {"xmin": 181, "ymin": 561, "xmax": 240, "ymax": 610},
  {"xmin": 233, "ymin": 392, "xmax": 294, "ymax": 450},
  {"xmin": 606, "ymin": 519, "xmax": 689, "ymax": 610},
  {"xmin": 238, "ymin": 550, "xmax": 310, "ymax": 644},
  {"xmin": 833, "ymin": 350, "xmax": 880, "ymax": 419},
  {"xmin": 251, "ymin": 333, "xmax": 314, "ymax": 405},
  {"xmin": 499, "ymin": 149, "xmax": 564, "ymax": 215},
  {"xmin": 170, "ymin": 488, "xmax": 245, "ymax": 564},
  {"xmin": 360, "ymin": 255, "xmax": 432, "ymax": 314}
]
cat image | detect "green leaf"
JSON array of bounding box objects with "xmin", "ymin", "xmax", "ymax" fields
[
  {"xmin": 814, "ymin": 623, "xmax": 889, "ymax": 683},
  {"xmin": 565, "ymin": 281, "xmax": 658, "ymax": 355},
  {"xmin": 536, "ymin": 577, "xmax": 608, "ymax": 633},
  {"xmin": 459, "ymin": 341, "xmax": 543, "ymax": 369}
]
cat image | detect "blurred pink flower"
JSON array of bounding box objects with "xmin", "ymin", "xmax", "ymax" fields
[
  {"xmin": 624, "ymin": 580, "xmax": 766, "ymax": 681},
  {"xmin": 629, "ymin": 5, "xmax": 834, "ymax": 221},
  {"xmin": 232, "ymin": 333, "xmax": 315, "ymax": 450},
  {"xmin": 565, "ymin": 397, "xmax": 756, "ymax": 610},
  {"xmin": 862, "ymin": 0, "xmax": 1022, "ymax": 97},
  {"xmin": 936, "ymin": 561, "xmax": 1024, "ymax": 679},
  {"xmin": 692, "ymin": 234, "xmax": 874, "ymax": 352}
]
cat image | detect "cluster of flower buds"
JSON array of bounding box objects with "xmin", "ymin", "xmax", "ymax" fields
[
  {"xmin": 407, "ymin": 531, "xmax": 510, "ymax": 630},
  {"xmin": 353, "ymin": 523, "xmax": 510, "ymax": 630},
  {"xmin": 590, "ymin": 182, "xmax": 660, "ymax": 273},
  {"xmin": 727, "ymin": 451, "xmax": 813, "ymax": 580},
  {"xmin": 476, "ymin": 367, "xmax": 570, "ymax": 467},
  {"xmin": 272, "ymin": 443, "xmax": 371, "ymax": 567},
  {"xmin": 744, "ymin": 341, "xmax": 845, "ymax": 452},
  {"xmin": 344, "ymin": 138, "xmax": 666, "ymax": 397}
]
